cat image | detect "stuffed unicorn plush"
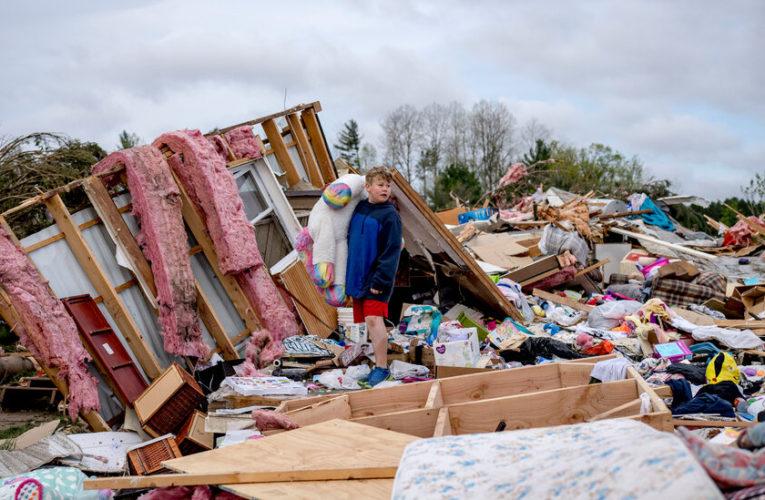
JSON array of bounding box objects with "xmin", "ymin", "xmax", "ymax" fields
[{"xmin": 295, "ymin": 174, "xmax": 368, "ymax": 306}]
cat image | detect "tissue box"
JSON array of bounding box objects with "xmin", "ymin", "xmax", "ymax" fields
[
  {"xmin": 433, "ymin": 327, "xmax": 480, "ymax": 367},
  {"xmin": 653, "ymin": 341, "xmax": 692, "ymax": 363}
]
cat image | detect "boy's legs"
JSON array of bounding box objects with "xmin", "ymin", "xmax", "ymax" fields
[{"xmin": 365, "ymin": 315, "xmax": 388, "ymax": 369}]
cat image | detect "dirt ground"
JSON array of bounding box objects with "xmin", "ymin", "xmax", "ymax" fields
[{"xmin": 0, "ymin": 409, "xmax": 62, "ymax": 432}]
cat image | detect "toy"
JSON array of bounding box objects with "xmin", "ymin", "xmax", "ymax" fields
[{"xmin": 295, "ymin": 174, "xmax": 368, "ymax": 306}]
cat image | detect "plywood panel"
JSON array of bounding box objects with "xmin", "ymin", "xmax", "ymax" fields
[{"xmin": 164, "ymin": 419, "xmax": 416, "ymax": 500}]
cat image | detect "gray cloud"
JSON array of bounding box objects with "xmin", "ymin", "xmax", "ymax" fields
[{"xmin": 0, "ymin": 0, "xmax": 762, "ymax": 202}]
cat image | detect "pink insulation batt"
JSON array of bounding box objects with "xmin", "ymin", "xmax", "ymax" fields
[
  {"xmin": 153, "ymin": 129, "xmax": 261, "ymax": 275},
  {"xmin": 93, "ymin": 147, "xmax": 209, "ymax": 359},
  {"xmin": 156, "ymin": 129, "xmax": 299, "ymax": 342},
  {"xmin": 0, "ymin": 225, "xmax": 100, "ymax": 419},
  {"xmin": 223, "ymin": 126, "xmax": 263, "ymax": 160}
]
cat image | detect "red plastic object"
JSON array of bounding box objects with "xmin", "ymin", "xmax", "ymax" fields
[{"xmin": 62, "ymin": 294, "xmax": 149, "ymax": 406}]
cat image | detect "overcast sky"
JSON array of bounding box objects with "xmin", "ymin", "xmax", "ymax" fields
[{"xmin": 1, "ymin": 1, "xmax": 763, "ymax": 200}]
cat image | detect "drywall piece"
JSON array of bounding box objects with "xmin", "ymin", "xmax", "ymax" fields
[
  {"xmin": 154, "ymin": 129, "xmax": 262, "ymax": 275},
  {"xmin": 0, "ymin": 220, "xmax": 99, "ymax": 419},
  {"xmin": 162, "ymin": 419, "xmax": 416, "ymax": 499},
  {"xmin": 595, "ymin": 243, "xmax": 633, "ymax": 281},
  {"xmin": 92, "ymin": 147, "xmax": 208, "ymax": 358}
]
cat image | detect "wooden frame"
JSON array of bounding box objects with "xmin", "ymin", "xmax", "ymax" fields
[{"xmin": 276, "ymin": 357, "xmax": 673, "ymax": 436}]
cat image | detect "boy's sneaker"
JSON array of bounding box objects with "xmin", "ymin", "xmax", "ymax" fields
[{"xmin": 358, "ymin": 366, "xmax": 390, "ymax": 388}]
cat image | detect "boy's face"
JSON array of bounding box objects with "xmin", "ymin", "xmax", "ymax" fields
[{"xmin": 366, "ymin": 177, "xmax": 391, "ymax": 204}]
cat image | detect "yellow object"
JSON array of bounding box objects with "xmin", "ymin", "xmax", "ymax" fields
[{"xmin": 706, "ymin": 352, "xmax": 741, "ymax": 385}]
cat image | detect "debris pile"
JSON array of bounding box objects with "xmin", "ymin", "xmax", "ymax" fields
[{"xmin": 1, "ymin": 101, "xmax": 764, "ymax": 498}]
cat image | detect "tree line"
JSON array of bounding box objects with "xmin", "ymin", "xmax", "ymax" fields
[{"xmin": 334, "ymin": 101, "xmax": 764, "ymax": 235}]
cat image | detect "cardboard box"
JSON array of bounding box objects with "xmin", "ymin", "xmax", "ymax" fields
[
  {"xmin": 736, "ymin": 285, "xmax": 765, "ymax": 319},
  {"xmin": 433, "ymin": 327, "xmax": 480, "ymax": 368},
  {"xmin": 435, "ymin": 207, "xmax": 468, "ymax": 226}
]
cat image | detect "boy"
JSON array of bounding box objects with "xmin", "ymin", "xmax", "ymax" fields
[{"xmin": 346, "ymin": 166, "xmax": 402, "ymax": 387}]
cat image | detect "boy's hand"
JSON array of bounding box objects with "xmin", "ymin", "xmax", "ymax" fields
[{"xmin": 370, "ymin": 288, "xmax": 382, "ymax": 295}]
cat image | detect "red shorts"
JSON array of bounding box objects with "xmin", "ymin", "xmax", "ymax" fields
[{"xmin": 352, "ymin": 298, "xmax": 388, "ymax": 323}]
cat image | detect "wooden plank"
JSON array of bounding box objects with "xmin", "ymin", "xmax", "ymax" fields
[
  {"xmin": 433, "ymin": 407, "xmax": 452, "ymax": 437},
  {"xmin": 262, "ymin": 118, "xmax": 300, "ymax": 186},
  {"xmin": 574, "ymin": 258, "xmax": 611, "ymax": 278},
  {"xmin": 286, "ymin": 395, "xmax": 352, "ymax": 427},
  {"xmin": 391, "ymin": 169, "xmax": 522, "ymax": 322},
  {"xmin": 301, "ymin": 107, "xmax": 336, "ymax": 183},
  {"xmin": 424, "ymin": 380, "xmax": 443, "ymax": 409},
  {"xmin": 0, "ymin": 292, "xmax": 109, "ymax": 431},
  {"xmin": 625, "ymin": 366, "xmax": 673, "ymax": 432},
  {"xmin": 716, "ymin": 320, "xmax": 765, "ymax": 328},
  {"xmin": 169, "ymin": 168, "xmax": 263, "ymax": 335},
  {"xmin": 353, "ymin": 409, "xmax": 440, "ymax": 438},
  {"xmin": 286, "ymin": 113, "xmax": 323, "ymax": 188},
  {"xmin": 532, "ymin": 288, "xmax": 594, "ymax": 312},
  {"xmin": 43, "ymin": 194, "xmax": 162, "ymax": 379},
  {"xmin": 586, "ymin": 399, "xmax": 642, "ymax": 422},
  {"xmin": 84, "ymin": 466, "xmax": 397, "ymax": 490},
  {"xmin": 163, "ymin": 419, "xmax": 414, "ymax": 500},
  {"xmin": 672, "ymin": 419, "xmax": 757, "ymax": 428}
]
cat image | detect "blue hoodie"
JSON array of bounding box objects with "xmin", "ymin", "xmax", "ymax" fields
[{"xmin": 345, "ymin": 199, "xmax": 402, "ymax": 302}]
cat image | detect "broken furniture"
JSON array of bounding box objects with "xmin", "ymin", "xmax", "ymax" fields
[
  {"xmin": 134, "ymin": 363, "xmax": 205, "ymax": 438},
  {"xmin": 175, "ymin": 410, "xmax": 214, "ymax": 455}
]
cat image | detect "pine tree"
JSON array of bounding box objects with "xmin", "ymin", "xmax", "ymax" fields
[{"xmin": 334, "ymin": 120, "xmax": 362, "ymax": 167}]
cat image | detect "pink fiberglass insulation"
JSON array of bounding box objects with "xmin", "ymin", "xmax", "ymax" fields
[
  {"xmin": 208, "ymin": 135, "xmax": 231, "ymax": 163},
  {"xmin": 251, "ymin": 409, "xmax": 299, "ymax": 430},
  {"xmin": 92, "ymin": 147, "xmax": 209, "ymax": 359},
  {"xmin": 153, "ymin": 129, "xmax": 262, "ymax": 275},
  {"xmin": 0, "ymin": 225, "xmax": 100, "ymax": 419},
  {"xmin": 157, "ymin": 129, "xmax": 299, "ymax": 342},
  {"xmin": 243, "ymin": 329, "xmax": 285, "ymax": 371},
  {"xmin": 223, "ymin": 126, "xmax": 263, "ymax": 160},
  {"xmin": 236, "ymin": 266, "xmax": 300, "ymax": 343}
]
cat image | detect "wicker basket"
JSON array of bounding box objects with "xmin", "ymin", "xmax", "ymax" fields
[{"xmin": 127, "ymin": 436, "xmax": 182, "ymax": 475}]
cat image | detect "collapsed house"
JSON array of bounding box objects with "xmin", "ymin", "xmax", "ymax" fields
[
  {"xmin": 0, "ymin": 101, "xmax": 515, "ymax": 431},
  {"xmin": 2, "ymin": 102, "xmax": 765, "ymax": 499}
]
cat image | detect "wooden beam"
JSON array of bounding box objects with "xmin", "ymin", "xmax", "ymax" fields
[
  {"xmin": 169, "ymin": 169, "xmax": 264, "ymax": 335},
  {"xmin": 574, "ymin": 258, "xmax": 610, "ymax": 278},
  {"xmin": 672, "ymin": 419, "xmax": 757, "ymax": 428},
  {"xmin": 43, "ymin": 194, "xmax": 162, "ymax": 379},
  {"xmin": 0, "ymin": 290, "xmax": 109, "ymax": 431},
  {"xmin": 83, "ymin": 466, "xmax": 397, "ymax": 490},
  {"xmin": 286, "ymin": 114, "xmax": 324, "ymax": 188},
  {"xmin": 532, "ymin": 288, "xmax": 594, "ymax": 312},
  {"xmin": 301, "ymin": 107, "xmax": 336, "ymax": 183},
  {"xmin": 261, "ymin": 119, "xmax": 300, "ymax": 186},
  {"xmin": 213, "ymin": 101, "xmax": 322, "ymax": 136},
  {"xmin": 433, "ymin": 407, "xmax": 452, "ymax": 437},
  {"xmin": 424, "ymin": 380, "xmax": 443, "ymax": 409}
]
